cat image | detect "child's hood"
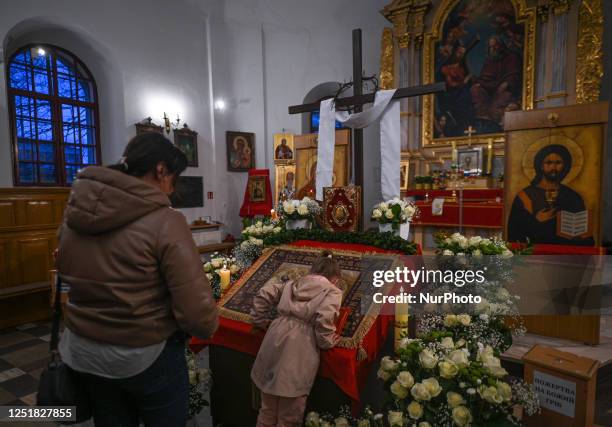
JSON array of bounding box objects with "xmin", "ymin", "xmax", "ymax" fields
[{"xmin": 291, "ymin": 274, "xmax": 336, "ymax": 301}]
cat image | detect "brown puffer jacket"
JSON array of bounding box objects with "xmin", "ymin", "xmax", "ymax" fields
[{"xmin": 56, "ymin": 166, "xmax": 218, "ymax": 347}]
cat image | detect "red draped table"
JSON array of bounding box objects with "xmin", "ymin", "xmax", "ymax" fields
[{"xmin": 190, "ymin": 240, "xmax": 421, "ymax": 424}]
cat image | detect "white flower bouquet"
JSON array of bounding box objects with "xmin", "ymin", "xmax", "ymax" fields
[
  {"xmin": 186, "ymin": 347, "xmax": 211, "ymax": 418},
  {"xmin": 371, "ymin": 197, "xmax": 418, "ymax": 229},
  {"xmin": 376, "ymin": 330, "xmax": 539, "ymax": 427},
  {"xmin": 281, "ymin": 197, "xmax": 321, "ymax": 221},
  {"xmin": 436, "ymin": 232, "xmax": 513, "ymax": 258},
  {"xmin": 202, "ymin": 252, "xmax": 240, "ymax": 299},
  {"xmin": 242, "ymin": 220, "xmax": 282, "ymax": 239}
]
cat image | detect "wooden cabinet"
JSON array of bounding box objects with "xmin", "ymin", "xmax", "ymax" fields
[{"xmin": 0, "ymin": 188, "xmax": 69, "ymax": 328}]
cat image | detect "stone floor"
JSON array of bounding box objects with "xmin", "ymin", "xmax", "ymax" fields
[{"xmin": 1, "ymin": 321, "xmax": 611, "ymax": 426}]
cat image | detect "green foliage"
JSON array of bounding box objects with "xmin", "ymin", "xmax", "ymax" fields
[{"xmin": 261, "ymin": 228, "xmax": 419, "ymax": 255}]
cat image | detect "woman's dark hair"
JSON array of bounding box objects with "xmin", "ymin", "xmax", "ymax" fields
[
  {"xmin": 309, "ymin": 250, "xmax": 341, "ymax": 280},
  {"xmin": 108, "ymin": 132, "xmax": 188, "ymax": 178}
]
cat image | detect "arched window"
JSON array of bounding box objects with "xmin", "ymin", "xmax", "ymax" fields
[{"xmin": 7, "ymin": 44, "xmax": 100, "ymax": 186}]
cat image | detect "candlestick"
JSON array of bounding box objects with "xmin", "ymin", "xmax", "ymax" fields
[
  {"xmin": 394, "ymin": 286, "xmax": 409, "ymax": 352},
  {"xmin": 451, "ymin": 141, "xmax": 457, "ymax": 163},
  {"xmin": 219, "ymin": 264, "xmax": 231, "ymax": 292}
]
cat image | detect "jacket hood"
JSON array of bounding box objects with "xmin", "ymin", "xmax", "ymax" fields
[
  {"xmin": 64, "ymin": 166, "xmax": 170, "ymax": 234},
  {"xmin": 291, "ymin": 274, "xmax": 336, "ymax": 301}
]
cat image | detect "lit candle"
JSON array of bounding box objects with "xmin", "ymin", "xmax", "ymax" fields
[
  {"xmin": 219, "ymin": 264, "xmax": 231, "ymax": 292},
  {"xmin": 487, "ymin": 140, "xmax": 493, "ymax": 175},
  {"xmin": 270, "ymin": 209, "xmax": 277, "ymax": 220},
  {"xmin": 394, "ymin": 286, "xmax": 409, "ymax": 352}
]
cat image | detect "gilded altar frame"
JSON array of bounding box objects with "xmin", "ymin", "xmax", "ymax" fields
[{"xmin": 421, "ymin": 0, "xmax": 537, "ymax": 149}]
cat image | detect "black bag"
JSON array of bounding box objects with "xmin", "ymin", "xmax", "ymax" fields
[{"xmin": 37, "ymin": 274, "xmax": 92, "ymax": 424}]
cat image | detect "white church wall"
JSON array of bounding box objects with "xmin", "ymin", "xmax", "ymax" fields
[
  {"xmin": 0, "ymin": 0, "xmax": 217, "ymax": 224},
  {"xmin": 204, "ymin": 0, "xmax": 388, "ymax": 236},
  {"xmin": 0, "ymin": 0, "xmax": 388, "ymax": 237}
]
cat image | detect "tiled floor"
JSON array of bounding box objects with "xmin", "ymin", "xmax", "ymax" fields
[{"xmin": 1, "ymin": 321, "xmax": 611, "ymax": 426}]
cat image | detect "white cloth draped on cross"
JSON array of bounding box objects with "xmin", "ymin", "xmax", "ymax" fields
[{"xmin": 316, "ymin": 89, "xmax": 400, "ymax": 201}]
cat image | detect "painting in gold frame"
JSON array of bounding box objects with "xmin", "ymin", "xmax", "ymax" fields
[
  {"xmin": 421, "ymin": 0, "xmax": 536, "ymax": 148},
  {"xmin": 249, "ymin": 176, "xmax": 267, "ymax": 203},
  {"xmin": 293, "ymin": 129, "xmax": 351, "ymax": 200},
  {"xmin": 274, "ymin": 164, "xmax": 296, "ymax": 205},
  {"xmin": 504, "ymin": 118, "xmax": 605, "ymax": 246},
  {"xmin": 273, "ymin": 133, "xmax": 294, "ymax": 163}
]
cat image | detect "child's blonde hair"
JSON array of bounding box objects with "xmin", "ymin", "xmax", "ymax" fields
[{"xmin": 309, "ymin": 250, "xmax": 341, "ymax": 280}]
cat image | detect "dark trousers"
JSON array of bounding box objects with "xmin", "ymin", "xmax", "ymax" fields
[{"xmin": 78, "ymin": 332, "xmax": 189, "ymax": 427}]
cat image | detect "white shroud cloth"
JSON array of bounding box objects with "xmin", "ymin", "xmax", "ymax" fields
[{"xmin": 316, "ymin": 89, "xmax": 400, "ymax": 201}]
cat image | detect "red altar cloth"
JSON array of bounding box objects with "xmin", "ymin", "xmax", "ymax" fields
[{"xmin": 190, "ymin": 240, "xmax": 419, "ymax": 403}]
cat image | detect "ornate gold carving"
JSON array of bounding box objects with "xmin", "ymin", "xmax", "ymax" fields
[
  {"xmin": 537, "ymin": 4, "xmax": 550, "ymax": 23},
  {"xmin": 381, "ymin": 0, "xmax": 432, "ymax": 49},
  {"xmin": 380, "ymin": 28, "xmax": 395, "ymax": 90},
  {"xmin": 421, "ymin": 0, "xmax": 537, "ymax": 148},
  {"xmin": 576, "ymin": 0, "xmax": 603, "ymax": 104},
  {"xmin": 551, "ymin": 0, "xmax": 571, "ymax": 15}
]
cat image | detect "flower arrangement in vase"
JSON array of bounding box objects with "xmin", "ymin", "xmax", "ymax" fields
[
  {"xmin": 371, "ymin": 198, "xmax": 418, "ymax": 240},
  {"xmin": 281, "ymin": 197, "xmax": 321, "ymax": 230}
]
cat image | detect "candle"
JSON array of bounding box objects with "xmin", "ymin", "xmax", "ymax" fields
[
  {"xmin": 219, "ymin": 264, "xmax": 231, "ymax": 292},
  {"xmin": 394, "ymin": 286, "xmax": 409, "ymax": 352},
  {"xmin": 487, "ymin": 140, "xmax": 493, "ymax": 175}
]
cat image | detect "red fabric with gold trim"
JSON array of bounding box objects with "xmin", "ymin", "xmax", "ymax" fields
[
  {"xmin": 239, "ymin": 169, "xmax": 273, "ymax": 217},
  {"xmin": 189, "ymin": 240, "xmax": 420, "ymax": 404},
  {"xmin": 412, "ymin": 201, "xmax": 503, "ymax": 228}
]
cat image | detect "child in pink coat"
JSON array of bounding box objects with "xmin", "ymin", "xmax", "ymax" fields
[{"xmin": 250, "ymin": 250, "xmax": 343, "ymax": 427}]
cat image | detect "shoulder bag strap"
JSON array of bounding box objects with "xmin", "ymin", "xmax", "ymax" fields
[{"xmin": 49, "ymin": 273, "xmax": 63, "ymax": 354}]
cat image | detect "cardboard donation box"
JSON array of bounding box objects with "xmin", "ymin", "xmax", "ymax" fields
[{"xmin": 523, "ymin": 345, "xmax": 599, "ymax": 427}]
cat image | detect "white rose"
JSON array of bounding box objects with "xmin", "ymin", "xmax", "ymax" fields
[
  {"xmin": 456, "ymin": 314, "xmax": 471, "ymax": 326},
  {"xmin": 440, "ymin": 336, "xmax": 454, "ymax": 349},
  {"xmin": 385, "ymin": 210, "xmax": 394, "ymax": 219},
  {"xmin": 422, "ymin": 377, "xmax": 442, "ymax": 397},
  {"xmin": 255, "ymin": 221, "xmax": 263, "ymax": 227},
  {"xmin": 410, "ymin": 383, "xmax": 431, "ymax": 401},
  {"xmin": 407, "ymin": 401, "xmax": 423, "ymax": 420},
  {"xmin": 444, "ymin": 238, "xmax": 452, "ymax": 245},
  {"xmin": 496, "ymin": 381, "xmax": 512, "ymax": 402},
  {"xmin": 381, "ymin": 356, "xmax": 399, "ymax": 372},
  {"xmin": 297, "ymin": 204, "xmax": 309, "ymax": 216},
  {"xmin": 451, "ymin": 232, "xmax": 463, "ymax": 241},
  {"xmin": 447, "ymin": 350, "xmax": 470, "ymax": 368},
  {"xmin": 468, "ymin": 236, "xmax": 482, "ymax": 246},
  {"xmin": 284, "ymin": 203, "xmax": 295, "ymax": 214},
  {"xmin": 377, "ymin": 367, "xmax": 391, "ymax": 381},
  {"xmin": 397, "ymin": 371, "xmax": 415, "ymax": 389},
  {"xmin": 455, "ymin": 338, "xmax": 466, "ymax": 348},
  {"xmin": 444, "ymin": 314, "xmax": 458, "ymax": 327},
  {"xmin": 390, "ymin": 380, "xmax": 409, "ymax": 399},
  {"xmin": 418, "ymin": 349, "xmax": 438, "ymax": 369},
  {"xmin": 305, "ymin": 412, "xmax": 320, "ymax": 427},
  {"xmin": 372, "ymin": 209, "xmax": 382, "ymax": 219},
  {"xmin": 458, "ymin": 237, "xmax": 469, "ymax": 249},
  {"xmin": 452, "ymin": 406, "xmax": 472, "ymax": 427},
  {"xmin": 229, "ymin": 264, "xmax": 239, "ymax": 274},
  {"xmin": 334, "ymin": 417, "xmax": 350, "ymax": 427},
  {"xmin": 446, "ymin": 391, "xmax": 466, "ymax": 408},
  {"xmin": 442, "ymin": 249, "xmax": 454, "ymax": 256},
  {"xmin": 379, "ymin": 202, "xmax": 389, "ymax": 211},
  {"xmin": 488, "ymin": 365, "xmax": 509, "ymax": 378},
  {"xmin": 273, "ymin": 227, "xmax": 281, "ymax": 233},
  {"xmin": 478, "ymin": 385, "xmax": 503, "ymax": 404},
  {"xmin": 188, "ymin": 370, "xmax": 197, "ymax": 385},
  {"xmin": 438, "ymin": 360, "xmax": 459, "ymax": 379},
  {"xmin": 501, "ymin": 249, "xmax": 514, "ymax": 259},
  {"xmin": 387, "ymin": 411, "xmax": 403, "ymax": 427}
]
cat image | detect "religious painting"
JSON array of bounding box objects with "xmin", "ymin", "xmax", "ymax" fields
[
  {"xmin": 400, "ymin": 161, "xmax": 409, "ymax": 191},
  {"xmin": 273, "ymin": 133, "xmax": 294, "ymax": 162},
  {"xmin": 170, "ymin": 176, "xmax": 203, "ymax": 208},
  {"xmin": 249, "ymin": 176, "xmax": 267, "ymax": 202},
  {"xmin": 274, "ymin": 164, "xmax": 296, "ymax": 205},
  {"xmin": 457, "ymin": 147, "xmax": 482, "ymax": 175},
  {"xmin": 504, "ymin": 125, "xmax": 604, "ymax": 247},
  {"xmin": 173, "ymin": 125, "xmax": 198, "ymax": 167},
  {"xmin": 322, "ymin": 186, "xmax": 361, "ymax": 232},
  {"xmin": 134, "ymin": 117, "xmax": 163, "ymax": 135},
  {"xmin": 293, "ymin": 130, "xmax": 351, "ymax": 200},
  {"xmin": 226, "ymin": 131, "xmax": 255, "ymax": 172},
  {"xmin": 423, "ymin": 0, "xmax": 536, "ymax": 147},
  {"xmin": 218, "ymin": 246, "xmax": 403, "ymax": 349}
]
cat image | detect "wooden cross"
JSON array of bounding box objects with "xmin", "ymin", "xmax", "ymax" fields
[
  {"xmin": 288, "ymin": 29, "xmax": 446, "ymax": 230},
  {"xmin": 464, "ymin": 125, "xmax": 476, "ymax": 146}
]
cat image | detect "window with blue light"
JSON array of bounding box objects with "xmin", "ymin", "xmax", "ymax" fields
[{"xmin": 8, "ymin": 45, "xmax": 100, "ymax": 186}]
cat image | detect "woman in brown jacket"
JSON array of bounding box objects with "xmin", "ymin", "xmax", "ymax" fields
[
  {"xmin": 56, "ymin": 132, "xmax": 218, "ymax": 427},
  {"xmin": 250, "ymin": 251, "xmax": 343, "ymax": 427}
]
